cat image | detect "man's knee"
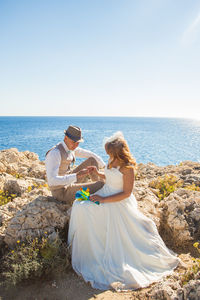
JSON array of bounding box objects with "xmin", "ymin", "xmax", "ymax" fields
[
  {"xmin": 51, "ymin": 188, "xmax": 65, "ymax": 202},
  {"xmin": 89, "ymin": 180, "xmax": 104, "ymax": 194},
  {"xmin": 87, "ymin": 157, "xmax": 98, "ymax": 168}
]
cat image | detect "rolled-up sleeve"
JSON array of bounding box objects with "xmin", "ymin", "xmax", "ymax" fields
[
  {"xmin": 45, "ymin": 149, "xmax": 77, "ymax": 187},
  {"xmin": 74, "ymin": 147, "xmax": 106, "ymax": 168}
]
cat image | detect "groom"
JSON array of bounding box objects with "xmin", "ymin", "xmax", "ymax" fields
[{"xmin": 45, "ymin": 125, "xmax": 105, "ymax": 204}]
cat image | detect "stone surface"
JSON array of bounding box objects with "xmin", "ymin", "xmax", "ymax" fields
[
  {"xmin": 1, "ymin": 148, "xmax": 200, "ymax": 297},
  {"xmin": 0, "ymin": 212, "xmax": 2, "ymax": 226},
  {"xmin": 159, "ymin": 189, "xmax": 200, "ymax": 251},
  {"xmin": 4, "ymin": 196, "xmax": 70, "ymax": 246},
  {"xmin": 0, "ymin": 148, "xmax": 46, "ymax": 179},
  {"xmin": 134, "ymin": 180, "xmax": 161, "ymax": 227}
]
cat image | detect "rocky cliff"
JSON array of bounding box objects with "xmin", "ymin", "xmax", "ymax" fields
[{"xmin": 0, "ymin": 148, "xmax": 200, "ymax": 299}]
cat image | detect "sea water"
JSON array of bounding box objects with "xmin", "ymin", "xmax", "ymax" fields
[{"xmin": 0, "ymin": 116, "xmax": 200, "ymax": 166}]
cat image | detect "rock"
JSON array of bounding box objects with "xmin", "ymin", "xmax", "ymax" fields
[
  {"xmin": 0, "ymin": 161, "xmax": 6, "ymax": 172},
  {"xmin": 0, "ymin": 212, "xmax": 2, "ymax": 226},
  {"xmin": 181, "ymin": 168, "xmax": 192, "ymax": 175},
  {"xmin": 1, "ymin": 148, "xmax": 200, "ymax": 297},
  {"xmin": 159, "ymin": 188, "xmax": 200, "ymax": 250},
  {"xmin": 4, "ymin": 196, "xmax": 70, "ymax": 246},
  {"xmin": 0, "ymin": 148, "xmax": 20, "ymax": 164},
  {"xmin": 147, "ymin": 278, "xmax": 183, "ymax": 300},
  {"xmin": 0, "ymin": 148, "xmax": 46, "ymax": 179},
  {"xmin": 0, "ymin": 173, "xmax": 14, "ymax": 189},
  {"xmin": 182, "ymin": 279, "xmax": 200, "ymax": 299},
  {"xmin": 3, "ymin": 179, "xmax": 29, "ymax": 196},
  {"xmin": 28, "ymin": 163, "xmax": 46, "ymax": 179},
  {"xmin": 181, "ymin": 175, "xmax": 200, "ymax": 186},
  {"xmin": 134, "ymin": 180, "xmax": 161, "ymax": 227},
  {"xmin": 23, "ymin": 150, "xmax": 39, "ymax": 161},
  {"xmin": 48, "ymin": 231, "xmax": 60, "ymax": 243}
]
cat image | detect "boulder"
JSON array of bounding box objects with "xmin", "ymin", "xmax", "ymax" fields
[
  {"xmin": 1, "ymin": 148, "xmax": 200, "ymax": 297},
  {"xmin": 0, "ymin": 161, "xmax": 6, "ymax": 173},
  {"xmin": 0, "ymin": 148, "xmax": 21, "ymax": 164},
  {"xmin": 159, "ymin": 188, "xmax": 200, "ymax": 252},
  {"xmin": 134, "ymin": 180, "xmax": 161, "ymax": 227},
  {"xmin": 182, "ymin": 279, "xmax": 200, "ymax": 300},
  {"xmin": 3, "ymin": 179, "xmax": 30, "ymax": 196},
  {"xmin": 4, "ymin": 196, "xmax": 70, "ymax": 246},
  {"xmin": 0, "ymin": 148, "xmax": 46, "ymax": 179},
  {"xmin": 0, "ymin": 211, "xmax": 2, "ymax": 226}
]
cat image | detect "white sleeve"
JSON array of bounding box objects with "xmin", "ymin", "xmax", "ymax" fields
[
  {"xmin": 45, "ymin": 148, "xmax": 77, "ymax": 187},
  {"xmin": 75, "ymin": 147, "xmax": 106, "ymax": 168}
]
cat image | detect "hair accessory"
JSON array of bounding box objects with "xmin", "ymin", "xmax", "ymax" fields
[{"xmin": 103, "ymin": 131, "xmax": 124, "ymax": 147}]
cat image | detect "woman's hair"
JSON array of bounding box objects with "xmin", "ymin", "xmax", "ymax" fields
[{"xmin": 105, "ymin": 132, "xmax": 137, "ymax": 169}]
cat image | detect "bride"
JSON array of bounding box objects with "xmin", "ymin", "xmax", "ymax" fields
[{"xmin": 68, "ymin": 131, "xmax": 180, "ymax": 291}]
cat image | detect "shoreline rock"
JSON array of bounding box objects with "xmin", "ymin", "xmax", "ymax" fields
[{"xmin": 0, "ymin": 148, "xmax": 200, "ymax": 299}]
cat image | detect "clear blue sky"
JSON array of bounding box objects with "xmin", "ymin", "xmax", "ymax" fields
[{"xmin": 0, "ymin": 0, "xmax": 200, "ymax": 118}]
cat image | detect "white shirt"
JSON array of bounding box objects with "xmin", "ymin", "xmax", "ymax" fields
[{"xmin": 45, "ymin": 141, "xmax": 105, "ymax": 187}]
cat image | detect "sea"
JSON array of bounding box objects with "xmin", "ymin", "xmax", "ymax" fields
[{"xmin": 0, "ymin": 116, "xmax": 200, "ymax": 166}]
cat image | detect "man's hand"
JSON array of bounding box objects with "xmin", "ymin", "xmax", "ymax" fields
[
  {"xmin": 76, "ymin": 168, "xmax": 89, "ymax": 181},
  {"xmin": 87, "ymin": 166, "xmax": 98, "ymax": 174}
]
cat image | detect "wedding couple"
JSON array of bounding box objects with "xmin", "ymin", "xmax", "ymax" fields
[{"xmin": 45, "ymin": 125, "xmax": 180, "ymax": 291}]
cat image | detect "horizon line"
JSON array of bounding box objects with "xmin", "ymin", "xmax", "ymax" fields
[{"xmin": 0, "ymin": 115, "xmax": 198, "ymax": 120}]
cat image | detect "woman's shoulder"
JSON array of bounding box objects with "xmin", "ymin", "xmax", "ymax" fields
[{"xmin": 120, "ymin": 164, "xmax": 135, "ymax": 175}]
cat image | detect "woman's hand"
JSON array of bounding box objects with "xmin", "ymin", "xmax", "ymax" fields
[
  {"xmin": 76, "ymin": 168, "xmax": 89, "ymax": 181},
  {"xmin": 87, "ymin": 166, "xmax": 98, "ymax": 174},
  {"xmin": 90, "ymin": 194, "xmax": 104, "ymax": 203}
]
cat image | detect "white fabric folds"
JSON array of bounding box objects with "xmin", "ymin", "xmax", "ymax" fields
[{"xmin": 68, "ymin": 167, "xmax": 180, "ymax": 291}]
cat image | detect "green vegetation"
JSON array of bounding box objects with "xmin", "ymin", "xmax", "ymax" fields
[
  {"xmin": 0, "ymin": 190, "xmax": 17, "ymax": 206},
  {"xmin": 150, "ymin": 174, "xmax": 200, "ymax": 200},
  {"xmin": 149, "ymin": 174, "xmax": 183, "ymax": 200},
  {"xmin": 181, "ymin": 242, "xmax": 200, "ymax": 285},
  {"xmin": 184, "ymin": 183, "xmax": 200, "ymax": 192},
  {"xmin": 26, "ymin": 182, "xmax": 49, "ymax": 193},
  {"xmin": 0, "ymin": 232, "xmax": 70, "ymax": 287}
]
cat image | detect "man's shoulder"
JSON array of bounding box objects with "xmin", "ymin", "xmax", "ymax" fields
[
  {"xmin": 75, "ymin": 146, "xmax": 85, "ymax": 152},
  {"xmin": 46, "ymin": 144, "xmax": 61, "ymax": 158}
]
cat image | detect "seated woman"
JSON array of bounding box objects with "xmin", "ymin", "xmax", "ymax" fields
[{"xmin": 68, "ymin": 131, "xmax": 180, "ymax": 291}]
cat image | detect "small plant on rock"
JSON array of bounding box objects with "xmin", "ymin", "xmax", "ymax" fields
[
  {"xmin": 1, "ymin": 232, "xmax": 70, "ymax": 287},
  {"xmin": 181, "ymin": 242, "xmax": 200, "ymax": 285},
  {"xmin": 0, "ymin": 190, "xmax": 17, "ymax": 206},
  {"xmin": 149, "ymin": 174, "xmax": 184, "ymax": 200},
  {"xmin": 184, "ymin": 184, "xmax": 200, "ymax": 192},
  {"xmin": 26, "ymin": 182, "xmax": 49, "ymax": 193}
]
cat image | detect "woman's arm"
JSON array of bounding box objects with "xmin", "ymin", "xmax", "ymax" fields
[{"xmin": 90, "ymin": 167, "xmax": 134, "ymax": 203}]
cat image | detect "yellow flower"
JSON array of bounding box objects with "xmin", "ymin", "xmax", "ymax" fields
[
  {"xmin": 17, "ymin": 240, "xmax": 20, "ymax": 244},
  {"xmin": 27, "ymin": 186, "xmax": 32, "ymax": 192},
  {"xmin": 44, "ymin": 231, "xmax": 47, "ymax": 234},
  {"xmin": 11, "ymin": 250, "xmax": 14, "ymax": 253},
  {"xmin": 193, "ymin": 242, "xmax": 199, "ymax": 248}
]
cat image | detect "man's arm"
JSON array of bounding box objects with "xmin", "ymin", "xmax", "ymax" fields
[
  {"xmin": 75, "ymin": 147, "xmax": 106, "ymax": 168},
  {"xmin": 45, "ymin": 148, "xmax": 77, "ymax": 186},
  {"xmin": 45, "ymin": 147, "xmax": 91, "ymax": 187}
]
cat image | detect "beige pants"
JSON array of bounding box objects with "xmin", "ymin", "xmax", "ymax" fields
[{"xmin": 51, "ymin": 157, "xmax": 104, "ymax": 205}]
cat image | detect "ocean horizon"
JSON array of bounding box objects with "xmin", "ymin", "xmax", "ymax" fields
[{"xmin": 0, "ymin": 116, "xmax": 200, "ymax": 166}]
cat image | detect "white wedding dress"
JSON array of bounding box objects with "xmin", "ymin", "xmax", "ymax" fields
[{"xmin": 68, "ymin": 166, "xmax": 180, "ymax": 291}]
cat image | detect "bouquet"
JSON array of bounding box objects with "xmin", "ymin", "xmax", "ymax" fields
[{"xmin": 75, "ymin": 187, "xmax": 100, "ymax": 205}]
